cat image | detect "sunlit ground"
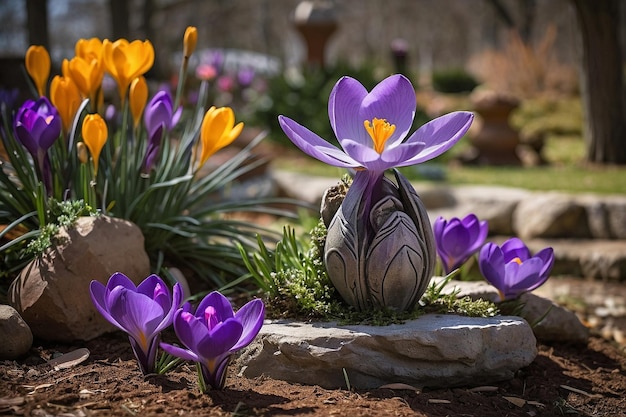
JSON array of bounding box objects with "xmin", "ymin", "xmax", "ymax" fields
[{"xmin": 272, "ymin": 135, "xmax": 626, "ymax": 195}]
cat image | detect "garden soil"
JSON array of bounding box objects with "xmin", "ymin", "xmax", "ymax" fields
[{"xmin": 1, "ymin": 330, "xmax": 625, "ymax": 417}]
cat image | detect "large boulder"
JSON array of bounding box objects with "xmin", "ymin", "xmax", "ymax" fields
[{"xmin": 9, "ymin": 216, "xmax": 150, "ymax": 342}]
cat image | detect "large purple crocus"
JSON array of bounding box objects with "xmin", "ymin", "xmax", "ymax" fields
[
  {"xmin": 478, "ymin": 237, "xmax": 554, "ymax": 301},
  {"xmin": 160, "ymin": 291, "xmax": 264, "ymax": 390},
  {"xmin": 278, "ymin": 74, "xmax": 473, "ymax": 311},
  {"xmin": 434, "ymin": 214, "xmax": 489, "ymax": 275},
  {"xmin": 90, "ymin": 272, "xmax": 183, "ymax": 374},
  {"xmin": 142, "ymin": 90, "xmax": 182, "ymax": 172},
  {"xmin": 13, "ymin": 97, "xmax": 62, "ymax": 190}
]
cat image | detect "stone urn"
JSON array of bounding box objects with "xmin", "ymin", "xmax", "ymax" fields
[
  {"xmin": 468, "ymin": 90, "xmax": 521, "ymax": 165},
  {"xmin": 8, "ymin": 216, "xmax": 150, "ymax": 342},
  {"xmin": 293, "ymin": 1, "xmax": 338, "ymax": 68}
]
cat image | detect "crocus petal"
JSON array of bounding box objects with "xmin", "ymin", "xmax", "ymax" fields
[
  {"xmin": 106, "ymin": 272, "xmax": 137, "ymax": 292},
  {"xmin": 196, "ymin": 291, "xmax": 235, "ymax": 322},
  {"xmin": 173, "ymin": 310, "xmax": 209, "ymax": 352},
  {"xmin": 503, "ymin": 257, "xmax": 545, "ymax": 297},
  {"xmin": 183, "ymin": 26, "xmax": 198, "ymax": 58},
  {"xmin": 136, "ymin": 274, "xmax": 167, "ymax": 298},
  {"xmin": 232, "ymin": 299, "xmax": 265, "ymax": 351},
  {"xmin": 82, "ymin": 113, "xmax": 108, "ymax": 175},
  {"xmin": 501, "ymin": 237, "xmax": 531, "ymax": 262},
  {"xmin": 129, "ymin": 76, "xmax": 148, "ymax": 128},
  {"xmin": 328, "ymin": 76, "xmax": 368, "ymax": 146},
  {"xmin": 89, "ymin": 280, "xmax": 123, "ymax": 329},
  {"xmin": 478, "ymin": 242, "xmax": 506, "ymax": 290},
  {"xmin": 534, "ymin": 247, "xmax": 555, "ymax": 281},
  {"xmin": 278, "ymin": 115, "xmax": 360, "ymax": 168},
  {"xmin": 198, "ymin": 106, "xmax": 243, "ymax": 167},
  {"xmin": 157, "ymin": 283, "xmax": 183, "ymax": 333},
  {"xmin": 401, "ymin": 111, "xmax": 474, "ymax": 164},
  {"xmin": 357, "ymin": 74, "xmax": 416, "ymax": 147},
  {"xmin": 25, "ymin": 45, "xmax": 51, "ymax": 97},
  {"xmin": 107, "ymin": 288, "xmax": 165, "ymax": 348},
  {"xmin": 159, "ymin": 342, "xmax": 199, "ymax": 362},
  {"xmin": 195, "ymin": 318, "xmax": 243, "ymax": 359}
]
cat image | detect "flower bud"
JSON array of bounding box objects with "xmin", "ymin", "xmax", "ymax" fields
[
  {"xmin": 76, "ymin": 141, "xmax": 88, "ymax": 164},
  {"xmin": 183, "ymin": 26, "xmax": 198, "ymax": 58},
  {"xmin": 25, "ymin": 45, "xmax": 50, "ymax": 97}
]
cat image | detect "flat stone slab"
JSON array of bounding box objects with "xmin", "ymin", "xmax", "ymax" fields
[{"xmin": 238, "ymin": 314, "xmax": 537, "ymax": 389}]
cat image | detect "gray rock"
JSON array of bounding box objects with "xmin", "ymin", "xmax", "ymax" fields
[
  {"xmin": 238, "ymin": 315, "xmax": 537, "ymax": 389},
  {"xmin": 517, "ymin": 292, "xmax": 590, "ymax": 343},
  {"xmin": 8, "ymin": 216, "xmax": 151, "ymax": 342},
  {"xmin": 513, "ymin": 194, "xmax": 590, "ymax": 239},
  {"xmin": 424, "ymin": 185, "xmax": 529, "ymax": 235},
  {"xmin": 527, "ymin": 239, "xmax": 626, "ymax": 281},
  {"xmin": 578, "ymin": 195, "xmax": 626, "ymax": 240},
  {"xmin": 0, "ymin": 305, "xmax": 33, "ymax": 359},
  {"xmin": 442, "ymin": 278, "xmax": 590, "ymax": 343}
]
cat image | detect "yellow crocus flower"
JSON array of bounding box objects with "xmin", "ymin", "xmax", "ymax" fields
[
  {"xmin": 82, "ymin": 114, "xmax": 108, "ymax": 175},
  {"xmin": 67, "ymin": 56, "xmax": 105, "ymax": 102},
  {"xmin": 75, "ymin": 38, "xmax": 103, "ymax": 62},
  {"xmin": 50, "ymin": 75, "xmax": 82, "ymax": 134},
  {"xmin": 25, "ymin": 45, "xmax": 51, "ymax": 97},
  {"xmin": 183, "ymin": 26, "xmax": 198, "ymax": 58},
  {"xmin": 129, "ymin": 76, "xmax": 148, "ymax": 129},
  {"xmin": 102, "ymin": 39, "xmax": 154, "ymax": 103},
  {"xmin": 198, "ymin": 106, "xmax": 243, "ymax": 168}
]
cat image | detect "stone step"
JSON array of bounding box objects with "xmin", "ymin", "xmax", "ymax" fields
[{"xmin": 272, "ymin": 170, "xmax": 626, "ymax": 281}]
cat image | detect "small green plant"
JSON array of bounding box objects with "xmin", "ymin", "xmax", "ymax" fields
[
  {"xmin": 237, "ymin": 220, "xmax": 342, "ymax": 319},
  {"xmin": 239, "ymin": 218, "xmax": 499, "ymax": 324},
  {"xmin": 432, "ymin": 68, "xmax": 479, "ymax": 93},
  {"xmin": 26, "ymin": 198, "xmax": 98, "ymax": 255}
]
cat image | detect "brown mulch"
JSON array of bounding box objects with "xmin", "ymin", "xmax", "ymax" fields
[{"xmin": 1, "ymin": 331, "xmax": 625, "ymax": 417}]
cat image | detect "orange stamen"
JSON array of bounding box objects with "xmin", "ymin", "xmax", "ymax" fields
[{"xmin": 364, "ymin": 118, "xmax": 395, "ymax": 154}]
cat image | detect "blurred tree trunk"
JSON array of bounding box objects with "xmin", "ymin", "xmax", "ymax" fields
[
  {"xmin": 571, "ymin": 0, "xmax": 626, "ymax": 164},
  {"xmin": 109, "ymin": 0, "xmax": 130, "ymax": 39},
  {"xmin": 26, "ymin": 0, "xmax": 49, "ymax": 48}
]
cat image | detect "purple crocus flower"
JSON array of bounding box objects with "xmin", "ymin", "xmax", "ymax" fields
[
  {"xmin": 278, "ymin": 74, "xmax": 473, "ymax": 311},
  {"xmin": 90, "ymin": 272, "xmax": 183, "ymax": 374},
  {"xmin": 478, "ymin": 237, "xmax": 555, "ymax": 301},
  {"xmin": 13, "ymin": 97, "xmax": 62, "ymax": 190},
  {"xmin": 433, "ymin": 214, "xmax": 489, "ymax": 275},
  {"xmin": 160, "ymin": 291, "xmax": 265, "ymax": 390},
  {"xmin": 142, "ymin": 90, "xmax": 182, "ymax": 172},
  {"xmin": 237, "ymin": 67, "xmax": 255, "ymax": 88}
]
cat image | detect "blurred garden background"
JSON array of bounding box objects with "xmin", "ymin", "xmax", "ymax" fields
[{"xmin": 1, "ymin": 0, "xmax": 626, "ymax": 195}]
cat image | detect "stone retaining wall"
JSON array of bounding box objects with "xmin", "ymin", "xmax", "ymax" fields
[{"xmin": 273, "ymin": 171, "xmax": 626, "ymax": 282}]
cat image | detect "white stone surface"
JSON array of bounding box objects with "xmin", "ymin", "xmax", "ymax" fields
[{"xmin": 238, "ymin": 314, "xmax": 537, "ymax": 389}]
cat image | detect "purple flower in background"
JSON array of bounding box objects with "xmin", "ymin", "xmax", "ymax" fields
[
  {"xmin": 90, "ymin": 272, "xmax": 183, "ymax": 374},
  {"xmin": 479, "ymin": 237, "xmax": 554, "ymax": 301},
  {"xmin": 13, "ymin": 97, "xmax": 62, "ymax": 190},
  {"xmin": 434, "ymin": 214, "xmax": 489, "ymax": 274},
  {"xmin": 142, "ymin": 90, "xmax": 182, "ymax": 172},
  {"xmin": 237, "ymin": 67, "xmax": 255, "ymax": 88},
  {"xmin": 160, "ymin": 291, "xmax": 264, "ymax": 390}
]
